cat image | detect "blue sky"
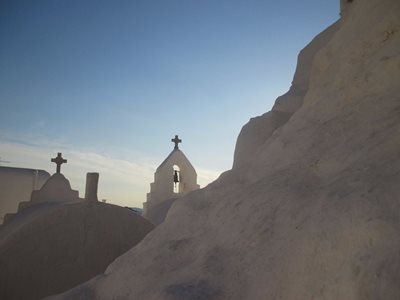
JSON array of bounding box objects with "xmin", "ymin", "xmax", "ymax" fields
[{"xmin": 0, "ymin": 0, "xmax": 339, "ymax": 207}]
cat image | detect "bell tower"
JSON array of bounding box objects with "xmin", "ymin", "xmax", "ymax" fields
[{"xmin": 143, "ymin": 135, "xmax": 200, "ymax": 224}]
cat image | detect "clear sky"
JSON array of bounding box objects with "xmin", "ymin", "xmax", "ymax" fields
[{"xmin": 0, "ymin": 0, "xmax": 339, "ymax": 207}]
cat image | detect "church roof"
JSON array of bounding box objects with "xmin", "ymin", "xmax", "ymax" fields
[{"xmin": 156, "ymin": 149, "xmax": 197, "ymax": 174}]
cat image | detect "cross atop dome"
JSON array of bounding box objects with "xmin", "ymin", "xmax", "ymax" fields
[
  {"xmin": 171, "ymin": 135, "xmax": 182, "ymax": 150},
  {"xmin": 51, "ymin": 152, "xmax": 67, "ymax": 174}
]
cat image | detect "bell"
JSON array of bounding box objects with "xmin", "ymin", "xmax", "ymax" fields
[{"xmin": 173, "ymin": 170, "xmax": 179, "ymax": 183}]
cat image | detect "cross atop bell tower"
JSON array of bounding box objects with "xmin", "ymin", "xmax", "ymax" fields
[
  {"xmin": 171, "ymin": 135, "xmax": 182, "ymax": 150},
  {"xmin": 51, "ymin": 152, "xmax": 67, "ymax": 174}
]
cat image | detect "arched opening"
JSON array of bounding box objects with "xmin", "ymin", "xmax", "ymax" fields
[{"xmin": 173, "ymin": 165, "xmax": 181, "ymax": 193}]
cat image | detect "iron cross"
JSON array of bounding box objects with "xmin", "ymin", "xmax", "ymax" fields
[
  {"xmin": 171, "ymin": 135, "xmax": 182, "ymax": 150},
  {"xmin": 51, "ymin": 152, "xmax": 67, "ymax": 173}
]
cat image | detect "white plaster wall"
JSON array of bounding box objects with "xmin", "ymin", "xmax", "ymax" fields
[
  {"xmin": 0, "ymin": 167, "xmax": 50, "ymax": 223},
  {"xmin": 340, "ymin": 0, "xmax": 355, "ymax": 18}
]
